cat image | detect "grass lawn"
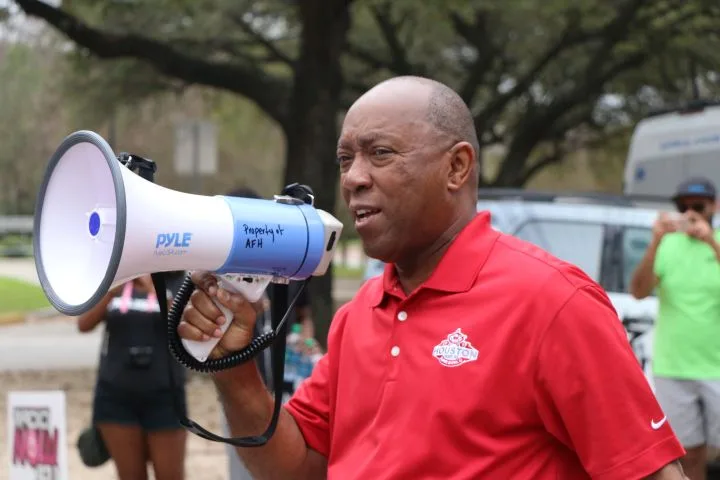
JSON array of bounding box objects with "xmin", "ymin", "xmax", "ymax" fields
[{"xmin": 0, "ymin": 276, "xmax": 51, "ymax": 314}]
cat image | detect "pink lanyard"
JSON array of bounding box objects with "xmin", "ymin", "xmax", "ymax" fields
[{"xmin": 118, "ymin": 282, "xmax": 157, "ymax": 314}]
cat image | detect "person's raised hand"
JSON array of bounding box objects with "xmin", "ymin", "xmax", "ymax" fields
[
  {"xmin": 652, "ymin": 212, "xmax": 677, "ymax": 240},
  {"xmin": 177, "ymin": 271, "xmax": 265, "ymax": 360},
  {"xmin": 685, "ymin": 210, "xmax": 714, "ymax": 243}
]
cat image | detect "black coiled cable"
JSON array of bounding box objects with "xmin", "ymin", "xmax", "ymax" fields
[
  {"xmin": 166, "ymin": 273, "xmax": 277, "ymax": 373},
  {"xmin": 149, "ymin": 180, "xmax": 316, "ymax": 446},
  {"xmin": 158, "ymin": 271, "xmax": 307, "ymax": 446}
]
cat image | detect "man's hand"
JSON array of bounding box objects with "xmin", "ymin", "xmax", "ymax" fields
[
  {"xmin": 177, "ymin": 271, "xmax": 265, "ymax": 360},
  {"xmin": 653, "ymin": 212, "xmax": 678, "ymax": 240},
  {"xmin": 685, "ymin": 210, "xmax": 715, "ymax": 244}
]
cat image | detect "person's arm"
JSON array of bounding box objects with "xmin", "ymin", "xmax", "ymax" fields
[
  {"xmin": 646, "ymin": 461, "xmax": 688, "ymax": 479},
  {"xmin": 76, "ymin": 286, "xmax": 120, "ymax": 332},
  {"xmin": 631, "ymin": 212, "xmax": 676, "ymax": 299},
  {"xmin": 534, "ymin": 284, "xmax": 686, "ymax": 480},
  {"xmin": 178, "ymin": 274, "xmax": 341, "ymax": 479},
  {"xmin": 684, "ymin": 211, "xmax": 720, "ymax": 262},
  {"xmin": 214, "ymin": 363, "xmax": 328, "ymax": 480},
  {"xmin": 630, "ymin": 234, "xmax": 663, "ymax": 300}
]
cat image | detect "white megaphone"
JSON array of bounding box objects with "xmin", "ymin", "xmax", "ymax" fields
[{"xmin": 33, "ymin": 130, "xmax": 343, "ymax": 362}]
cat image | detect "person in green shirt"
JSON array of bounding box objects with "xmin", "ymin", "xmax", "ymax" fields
[{"xmin": 631, "ymin": 176, "xmax": 720, "ymax": 480}]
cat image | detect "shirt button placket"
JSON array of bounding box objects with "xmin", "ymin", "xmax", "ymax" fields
[{"xmin": 389, "ymin": 309, "xmax": 407, "ymax": 379}]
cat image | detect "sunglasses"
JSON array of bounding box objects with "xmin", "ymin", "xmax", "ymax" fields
[{"xmin": 677, "ymin": 202, "xmax": 706, "ymax": 213}]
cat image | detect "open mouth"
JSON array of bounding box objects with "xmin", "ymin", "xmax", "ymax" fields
[{"xmin": 355, "ymin": 209, "xmax": 380, "ymax": 221}]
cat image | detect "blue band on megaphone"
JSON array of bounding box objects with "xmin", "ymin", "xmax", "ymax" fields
[{"xmin": 215, "ymin": 197, "xmax": 326, "ymax": 279}]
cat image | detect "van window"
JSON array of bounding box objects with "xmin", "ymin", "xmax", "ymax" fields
[
  {"xmin": 513, "ymin": 220, "xmax": 604, "ymax": 281},
  {"xmin": 620, "ymin": 227, "xmax": 654, "ymax": 295}
]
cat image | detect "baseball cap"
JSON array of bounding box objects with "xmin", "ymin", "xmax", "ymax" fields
[{"xmin": 672, "ymin": 176, "xmax": 717, "ymax": 201}]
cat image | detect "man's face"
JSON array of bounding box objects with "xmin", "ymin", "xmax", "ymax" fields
[
  {"xmin": 675, "ymin": 195, "xmax": 716, "ymax": 223},
  {"xmin": 337, "ymin": 90, "xmax": 456, "ymax": 263}
]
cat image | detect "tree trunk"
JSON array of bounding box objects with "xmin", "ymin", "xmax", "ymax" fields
[{"xmin": 282, "ymin": 0, "xmax": 351, "ymax": 348}]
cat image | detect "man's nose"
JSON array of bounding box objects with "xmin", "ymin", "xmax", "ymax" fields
[{"xmin": 341, "ymin": 155, "xmax": 372, "ymax": 192}]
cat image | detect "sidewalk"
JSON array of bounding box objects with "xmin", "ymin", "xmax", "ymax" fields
[
  {"xmin": 0, "ymin": 257, "xmax": 364, "ymax": 372},
  {"xmin": 0, "ymin": 316, "xmax": 103, "ymax": 372}
]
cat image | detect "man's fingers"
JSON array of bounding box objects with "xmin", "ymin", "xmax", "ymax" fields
[
  {"xmin": 215, "ymin": 288, "xmax": 255, "ymax": 314},
  {"xmin": 182, "ymin": 305, "xmax": 225, "ymax": 338},
  {"xmin": 178, "ymin": 319, "xmax": 215, "ymax": 342},
  {"xmin": 190, "ymin": 271, "xmax": 218, "ymax": 296},
  {"xmin": 189, "ymin": 289, "xmax": 224, "ymax": 322}
]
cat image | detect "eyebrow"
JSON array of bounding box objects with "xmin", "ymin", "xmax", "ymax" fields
[{"xmin": 337, "ymin": 131, "xmax": 404, "ymax": 150}]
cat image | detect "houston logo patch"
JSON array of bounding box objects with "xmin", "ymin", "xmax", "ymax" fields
[{"xmin": 432, "ymin": 328, "xmax": 479, "ymax": 367}]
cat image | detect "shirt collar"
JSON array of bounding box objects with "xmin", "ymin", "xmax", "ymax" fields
[{"xmin": 371, "ymin": 212, "xmax": 500, "ymax": 307}]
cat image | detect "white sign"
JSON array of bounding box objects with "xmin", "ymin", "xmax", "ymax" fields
[
  {"xmin": 174, "ymin": 119, "xmax": 218, "ymax": 176},
  {"xmin": 7, "ymin": 391, "xmax": 68, "ymax": 480}
]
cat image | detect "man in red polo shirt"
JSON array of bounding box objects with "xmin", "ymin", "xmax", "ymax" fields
[{"xmin": 178, "ymin": 76, "xmax": 688, "ymax": 479}]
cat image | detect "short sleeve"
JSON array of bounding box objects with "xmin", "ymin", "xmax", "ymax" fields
[
  {"xmin": 284, "ymin": 352, "xmax": 331, "ymax": 456},
  {"xmin": 534, "ymin": 285, "xmax": 684, "ymax": 480}
]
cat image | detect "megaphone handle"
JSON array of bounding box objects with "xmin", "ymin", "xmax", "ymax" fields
[
  {"xmin": 180, "ymin": 274, "xmax": 272, "ymax": 362},
  {"xmin": 180, "ymin": 299, "xmax": 233, "ymax": 363}
]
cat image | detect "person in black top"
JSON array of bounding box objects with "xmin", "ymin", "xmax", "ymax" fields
[{"xmin": 77, "ymin": 273, "xmax": 187, "ymax": 480}]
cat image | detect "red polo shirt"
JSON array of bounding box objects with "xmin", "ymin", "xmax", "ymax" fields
[{"xmin": 285, "ymin": 212, "xmax": 684, "ymax": 479}]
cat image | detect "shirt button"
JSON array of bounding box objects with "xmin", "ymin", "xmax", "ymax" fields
[
  {"xmin": 397, "ymin": 311, "xmax": 408, "ymax": 322},
  {"xmin": 391, "ymin": 346, "xmax": 400, "ymax": 357}
]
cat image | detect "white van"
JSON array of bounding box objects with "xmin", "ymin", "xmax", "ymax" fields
[{"xmin": 624, "ymin": 100, "xmax": 720, "ymax": 197}]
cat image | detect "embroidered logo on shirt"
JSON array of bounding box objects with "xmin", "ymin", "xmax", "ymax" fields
[{"xmin": 432, "ymin": 328, "xmax": 479, "ymax": 367}]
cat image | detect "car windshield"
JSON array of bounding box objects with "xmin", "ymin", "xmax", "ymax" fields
[
  {"xmin": 620, "ymin": 227, "xmax": 654, "ymax": 293},
  {"xmin": 362, "ymin": 209, "xmax": 656, "ymax": 297},
  {"xmin": 511, "ymin": 218, "xmax": 654, "ymax": 296},
  {"xmin": 513, "ymin": 220, "xmax": 605, "ymax": 281}
]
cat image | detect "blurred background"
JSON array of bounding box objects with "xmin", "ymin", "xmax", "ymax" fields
[{"xmin": 2, "ymin": 0, "xmax": 720, "ymax": 478}]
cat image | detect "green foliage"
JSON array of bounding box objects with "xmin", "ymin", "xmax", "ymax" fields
[
  {"xmin": 0, "ymin": 37, "xmax": 69, "ymax": 214},
  {"xmin": 10, "ymin": 0, "xmax": 720, "ymax": 191}
]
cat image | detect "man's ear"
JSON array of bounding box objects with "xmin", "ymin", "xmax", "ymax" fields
[{"xmin": 447, "ymin": 142, "xmax": 475, "ymax": 192}]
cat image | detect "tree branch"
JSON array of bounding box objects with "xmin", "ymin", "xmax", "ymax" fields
[
  {"xmin": 369, "ymin": 3, "xmax": 413, "ymax": 75},
  {"xmin": 13, "ymin": 0, "xmax": 291, "ymax": 124},
  {"xmin": 452, "ymin": 9, "xmax": 499, "ymax": 106},
  {"xmin": 345, "ymin": 43, "xmax": 393, "ymax": 72},
  {"xmin": 475, "ymin": 1, "xmax": 643, "ymax": 129},
  {"xmin": 228, "ymin": 11, "xmax": 297, "ymax": 68},
  {"xmin": 363, "ymin": 2, "xmax": 428, "ymax": 77},
  {"xmin": 518, "ymin": 140, "xmax": 565, "ymax": 185}
]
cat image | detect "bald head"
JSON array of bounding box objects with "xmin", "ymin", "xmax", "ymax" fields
[
  {"xmin": 339, "ymin": 76, "xmax": 481, "ymax": 266},
  {"xmin": 359, "ymin": 76, "xmax": 480, "ymax": 158}
]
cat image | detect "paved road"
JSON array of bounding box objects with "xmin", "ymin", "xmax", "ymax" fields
[
  {"xmin": 0, "ymin": 258, "xmax": 364, "ymax": 372},
  {"xmin": 0, "ymin": 258, "xmax": 362, "ymax": 298},
  {"xmin": 0, "ymin": 258, "xmax": 38, "ymax": 284}
]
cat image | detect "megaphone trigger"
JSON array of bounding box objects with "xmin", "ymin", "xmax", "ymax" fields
[{"xmin": 180, "ymin": 273, "xmax": 273, "ymax": 362}]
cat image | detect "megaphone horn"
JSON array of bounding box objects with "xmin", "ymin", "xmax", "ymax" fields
[{"xmin": 33, "ymin": 130, "xmax": 343, "ymax": 362}]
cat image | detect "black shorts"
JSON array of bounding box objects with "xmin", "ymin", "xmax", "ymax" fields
[{"xmin": 92, "ymin": 380, "xmax": 187, "ymax": 432}]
